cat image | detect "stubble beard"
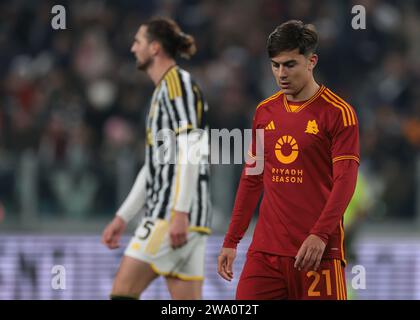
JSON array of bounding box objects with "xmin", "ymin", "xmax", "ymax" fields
[{"xmin": 136, "ymin": 56, "xmax": 153, "ymax": 71}]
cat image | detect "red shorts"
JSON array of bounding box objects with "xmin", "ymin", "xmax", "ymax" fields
[{"xmin": 236, "ymin": 250, "xmax": 347, "ymax": 300}]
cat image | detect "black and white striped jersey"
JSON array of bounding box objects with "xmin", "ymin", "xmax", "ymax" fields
[{"xmin": 144, "ymin": 65, "xmax": 211, "ymax": 234}]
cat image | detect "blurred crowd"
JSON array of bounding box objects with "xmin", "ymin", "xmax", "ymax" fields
[{"xmin": 0, "ymin": 0, "xmax": 419, "ymax": 224}]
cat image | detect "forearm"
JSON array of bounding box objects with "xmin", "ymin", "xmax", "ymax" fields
[
  {"xmin": 172, "ymin": 132, "xmax": 202, "ymax": 213},
  {"xmin": 223, "ymin": 164, "xmax": 263, "ymax": 249},
  {"xmin": 172, "ymin": 163, "xmax": 199, "ymax": 213},
  {"xmin": 116, "ymin": 165, "xmax": 147, "ymax": 223},
  {"xmin": 310, "ymin": 159, "xmax": 359, "ymax": 243}
]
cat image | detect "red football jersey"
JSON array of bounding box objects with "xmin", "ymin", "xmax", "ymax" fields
[{"xmin": 226, "ymin": 85, "xmax": 360, "ymax": 263}]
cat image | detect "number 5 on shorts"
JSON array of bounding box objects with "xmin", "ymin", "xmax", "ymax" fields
[{"xmin": 138, "ymin": 220, "xmax": 155, "ymax": 240}]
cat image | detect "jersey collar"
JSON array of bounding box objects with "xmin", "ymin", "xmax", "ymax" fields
[{"xmin": 283, "ymin": 85, "xmax": 325, "ymax": 113}]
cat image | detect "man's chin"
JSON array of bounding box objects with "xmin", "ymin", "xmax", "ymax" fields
[
  {"xmin": 280, "ymin": 87, "xmax": 294, "ymax": 95},
  {"xmin": 136, "ymin": 62, "xmax": 146, "ymax": 70},
  {"xmin": 136, "ymin": 59, "xmax": 151, "ymax": 71}
]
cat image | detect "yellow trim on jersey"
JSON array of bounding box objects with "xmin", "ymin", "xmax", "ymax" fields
[
  {"xmin": 175, "ymin": 124, "xmax": 193, "ymax": 134},
  {"xmin": 321, "ymin": 90, "xmax": 356, "ymax": 127},
  {"xmin": 324, "ymin": 90, "xmax": 355, "ymax": 126},
  {"xmin": 332, "ymin": 155, "xmax": 360, "ymax": 164},
  {"xmin": 289, "ymin": 104, "xmax": 299, "ymax": 112},
  {"xmin": 338, "ymin": 259, "xmax": 347, "ymax": 300},
  {"xmin": 157, "ymin": 65, "xmax": 177, "ymax": 88},
  {"xmin": 321, "ymin": 94, "xmax": 348, "ymax": 127},
  {"xmin": 172, "ymin": 150, "xmax": 182, "ymax": 210},
  {"xmin": 168, "ymin": 213, "xmax": 212, "ymax": 233},
  {"xmin": 294, "ymin": 85, "xmax": 325, "ymax": 113},
  {"xmin": 167, "ymin": 69, "xmax": 176, "ymax": 97},
  {"xmin": 169, "ymin": 68, "xmax": 182, "ymax": 98},
  {"xmin": 324, "ymin": 90, "xmax": 353, "ymax": 125},
  {"xmin": 326, "ymin": 89, "xmax": 356, "ymax": 125},
  {"xmin": 145, "ymin": 219, "xmax": 169, "ymax": 255},
  {"xmin": 256, "ymin": 91, "xmax": 283, "ymax": 110},
  {"xmin": 189, "ymin": 226, "xmax": 211, "ymax": 234},
  {"xmin": 165, "ymin": 71, "xmax": 176, "ymax": 99},
  {"xmin": 149, "ymin": 263, "xmax": 204, "ymax": 281},
  {"xmin": 335, "ymin": 260, "xmax": 347, "ymax": 300},
  {"xmin": 148, "ymin": 101, "xmax": 158, "ymax": 120},
  {"xmin": 193, "ymin": 86, "xmax": 203, "ymax": 126},
  {"xmin": 334, "ymin": 260, "xmax": 341, "ymax": 300},
  {"xmin": 282, "ymin": 85, "xmax": 325, "ymax": 113},
  {"xmin": 336, "ymin": 260, "xmax": 344, "ymax": 300},
  {"xmin": 165, "ymin": 68, "xmax": 181, "ymax": 99},
  {"xmin": 283, "ymin": 95, "xmax": 291, "ymax": 112},
  {"xmin": 146, "ymin": 128, "xmax": 153, "ymax": 146}
]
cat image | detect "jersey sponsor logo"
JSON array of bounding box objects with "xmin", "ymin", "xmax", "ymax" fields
[
  {"xmin": 265, "ymin": 120, "xmax": 276, "ymax": 130},
  {"xmin": 274, "ymin": 135, "xmax": 299, "ymax": 164},
  {"xmin": 271, "ymin": 167, "xmax": 304, "ymax": 184},
  {"xmin": 305, "ymin": 120, "xmax": 319, "ymax": 135}
]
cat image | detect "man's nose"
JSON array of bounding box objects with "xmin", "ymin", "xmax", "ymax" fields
[{"xmin": 278, "ymin": 65, "xmax": 287, "ymax": 79}]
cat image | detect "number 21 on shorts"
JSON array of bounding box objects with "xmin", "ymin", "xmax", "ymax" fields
[{"xmin": 306, "ymin": 270, "xmax": 332, "ymax": 297}]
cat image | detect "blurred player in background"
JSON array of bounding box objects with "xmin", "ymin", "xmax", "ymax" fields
[
  {"xmin": 218, "ymin": 20, "xmax": 360, "ymax": 300},
  {"xmin": 101, "ymin": 17, "xmax": 211, "ymax": 300}
]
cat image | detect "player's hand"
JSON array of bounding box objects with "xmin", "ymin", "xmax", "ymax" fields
[
  {"xmin": 169, "ymin": 211, "xmax": 189, "ymax": 249},
  {"xmin": 294, "ymin": 234, "xmax": 326, "ymax": 272},
  {"xmin": 217, "ymin": 247, "xmax": 236, "ymax": 281},
  {"xmin": 101, "ymin": 216, "xmax": 127, "ymax": 249}
]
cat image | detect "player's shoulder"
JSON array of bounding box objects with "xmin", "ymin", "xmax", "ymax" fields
[
  {"xmin": 319, "ymin": 86, "xmax": 358, "ymax": 126},
  {"xmin": 319, "ymin": 86, "xmax": 352, "ymax": 106},
  {"xmin": 162, "ymin": 66, "xmax": 192, "ymax": 99},
  {"xmin": 256, "ymin": 91, "xmax": 284, "ymax": 111},
  {"xmin": 175, "ymin": 66, "xmax": 190, "ymax": 79},
  {"xmin": 319, "ymin": 86, "xmax": 356, "ymax": 113},
  {"xmin": 175, "ymin": 66, "xmax": 196, "ymax": 85}
]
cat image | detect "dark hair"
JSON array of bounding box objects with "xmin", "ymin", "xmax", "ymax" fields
[
  {"xmin": 143, "ymin": 17, "xmax": 196, "ymax": 59},
  {"xmin": 267, "ymin": 20, "xmax": 318, "ymax": 58}
]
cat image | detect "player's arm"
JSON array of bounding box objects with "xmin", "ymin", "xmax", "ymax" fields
[
  {"xmin": 310, "ymin": 159, "xmax": 359, "ymax": 243},
  {"xmin": 222, "ymin": 162, "xmax": 264, "ymax": 249},
  {"xmin": 295, "ymin": 159, "xmax": 358, "ymax": 271},
  {"xmin": 116, "ymin": 165, "xmax": 148, "ymax": 223},
  {"xmin": 166, "ymin": 75, "xmax": 207, "ymax": 248},
  {"xmin": 101, "ymin": 165, "xmax": 147, "ymax": 249},
  {"xmin": 218, "ymin": 162, "xmax": 264, "ymax": 281},
  {"xmin": 296, "ymin": 102, "xmax": 360, "ymax": 271},
  {"xmin": 218, "ymin": 114, "xmax": 264, "ymax": 281},
  {"xmin": 169, "ymin": 131, "xmax": 203, "ymax": 249}
]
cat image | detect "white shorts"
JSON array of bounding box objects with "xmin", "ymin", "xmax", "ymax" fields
[{"xmin": 124, "ymin": 217, "xmax": 208, "ymax": 281}]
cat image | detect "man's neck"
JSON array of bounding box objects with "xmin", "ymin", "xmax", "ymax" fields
[
  {"xmin": 147, "ymin": 58, "xmax": 177, "ymax": 86},
  {"xmin": 286, "ymin": 78, "xmax": 320, "ymax": 102}
]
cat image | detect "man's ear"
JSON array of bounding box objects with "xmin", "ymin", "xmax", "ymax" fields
[
  {"xmin": 308, "ymin": 53, "xmax": 318, "ymax": 71},
  {"xmin": 150, "ymin": 40, "xmax": 160, "ymax": 56}
]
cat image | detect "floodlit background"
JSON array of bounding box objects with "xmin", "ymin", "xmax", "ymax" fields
[{"xmin": 0, "ymin": 0, "xmax": 419, "ymax": 299}]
